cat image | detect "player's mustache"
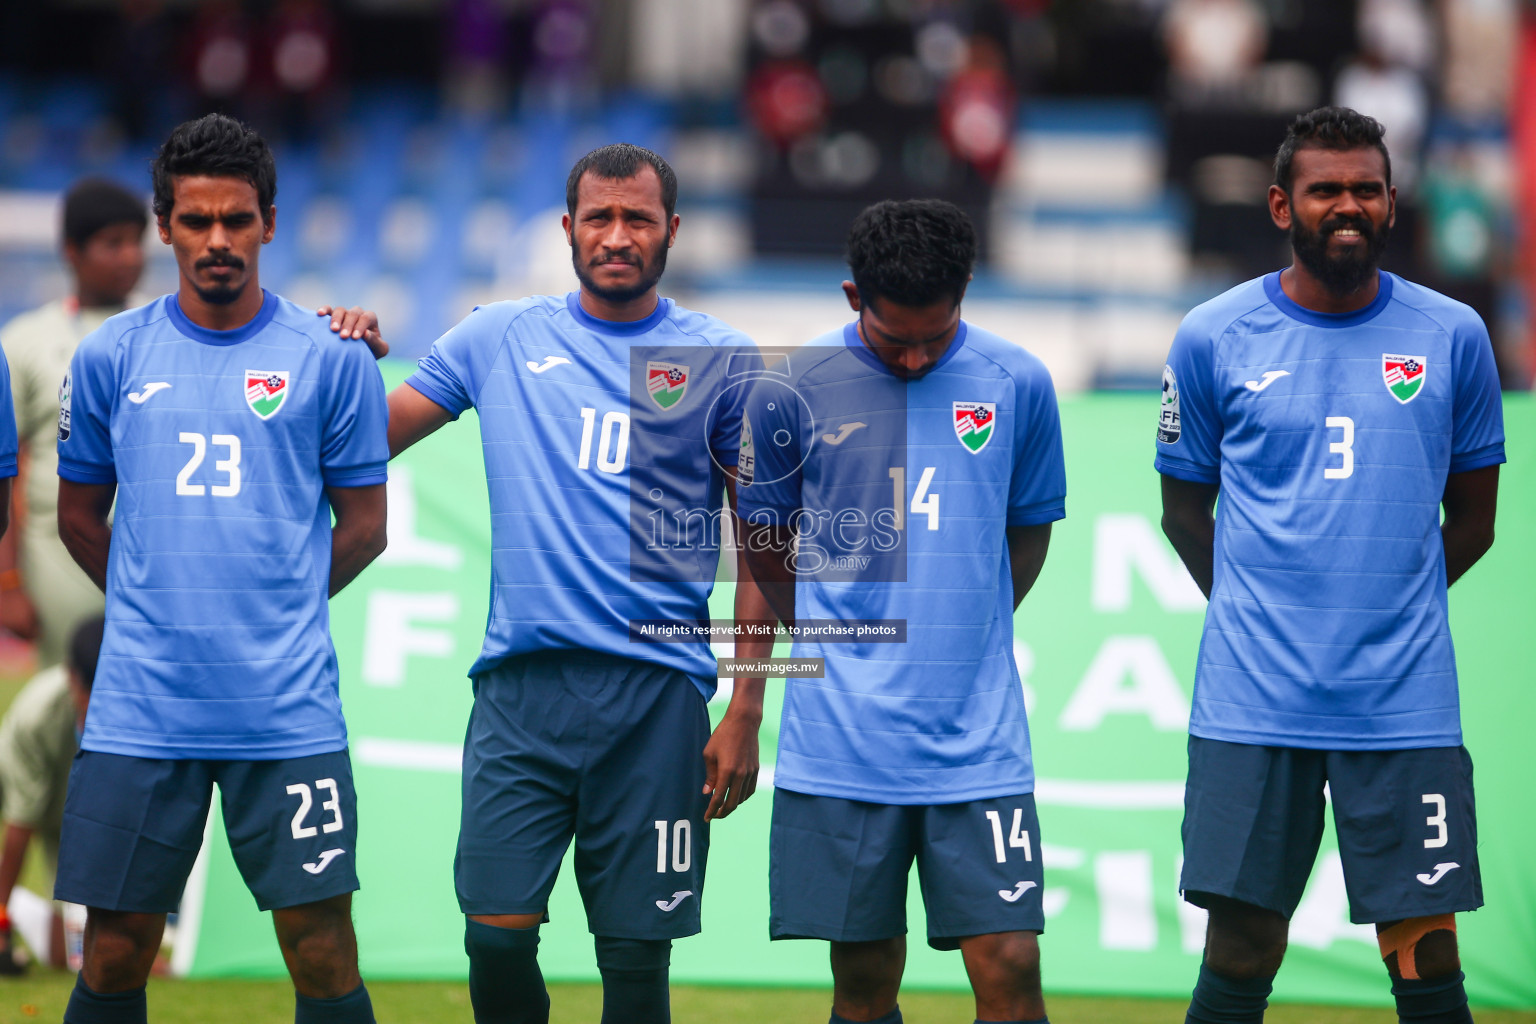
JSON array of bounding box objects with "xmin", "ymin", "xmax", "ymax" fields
[
  {"xmin": 196, "ymin": 254, "xmax": 245, "ymax": 271},
  {"xmin": 590, "ymin": 251, "xmax": 641, "ymax": 268}
]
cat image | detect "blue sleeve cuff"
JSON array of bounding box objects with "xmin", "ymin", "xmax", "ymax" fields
[
  {"xmin": 0, "ymin": 454, "xmax": 16, "ymax": 479},
  {"xmin": 58, "ymin": 459, "xmax": 116, "ymax": 485},
  {"xmin": 1449, "ymin": 443, "xmax": 1506, "ymax": 474},
  {"xmin": 404, "ymin": 373, "xmax": 469, "ymax": 419},
  {"xmin": 323, "ymin": 465, "xmax": 389, "ymax": 488},
  {"xmin": 714, "ymin": 448, "xmax": 741, "ymax": 468},
  {"xmin": 1008, "ymin": 500, "xmax": 1065, "ymax": 527},
  {"xmin": 1154, "ymin": 454, "xmax": 1220, "ymax": 485}
]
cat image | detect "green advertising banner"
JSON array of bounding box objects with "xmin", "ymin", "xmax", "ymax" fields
[{"xmin": 176, "ymin": 372, "xmax": 1536, "ymax": 1008}]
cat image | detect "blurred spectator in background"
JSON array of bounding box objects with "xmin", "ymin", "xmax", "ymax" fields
[
  {"xmin": 267, "ymin": 0, "xmax": 340, "ymax": 141},
  {"xmin": 109, "ymin": 0, "xmax": 173, "ymax": 142},
  {"xmin": 938, "ymin": 34, "xmax": 1017, "ymax": 183},
  {"xmin": 1163, "ymin": 0, "xmax": 1268, "ymax": 99},
  {"xmin": 1441, "ymin": 0, "xmax": 1519, "ymax": 119},
  {"xmin": 1336, "ymin": 0, "xmax": 1433, "ymax": 191},
  {"xmin": 185, "ymin": 0, "xmax": 253, "ymax": 119},
  {"xmin": 1334, "ymin": 45, "xmax": 1429, "ymax": 191},
  {"xmin": 0, "ymin": 615, "xmax": 103, "ymax": 971},
  {"xmin": 0, "ymin": 180, "xmax": 144, "ymax": 673},
  {"xmin": 524, "ymin": 0, "xmax": 598, "ymax": 112},
  {"xmin": 446, "ymin": 0, "xmax": 510, "ymax": 117}
]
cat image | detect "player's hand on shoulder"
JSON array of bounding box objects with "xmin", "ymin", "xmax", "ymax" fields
[{"xmin": 316, "ymin": 305, "xmax": 388, "ymax": 359}]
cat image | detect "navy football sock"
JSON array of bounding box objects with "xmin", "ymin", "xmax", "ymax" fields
[
  {"xmin": 830, "ymin": 1009, "xmax": 903, "ymax": 1024},
  {"xmin": 595, "ymin": 936, "xmax": 671, "ymax": 1024},
  {"xmin": 63, "ymin": 976, "xmax": 147, "ymax": 1024},
  {"xmin": 1393, "ymin": 970, "xmax": 1474, "ymax": 1023},
  {"xmin": 830, "ymin": 1009, "xmax": 902, "ymax": 1024},
  {"xmin": 464, "ymin": 919, "xmax": 549, "ymax": 1024},
  {"xmin": 295, "ymin": 982, "xmax": 375, "ymax": 1024},
  {"xmin": 1186, "ymin": 963, "xmax": 1273, "ymax": 1024}
]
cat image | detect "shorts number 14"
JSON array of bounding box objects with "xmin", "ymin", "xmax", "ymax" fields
[{"xmin": 985, "ymin": 808, "xmax": 1033, "ymax": 864}]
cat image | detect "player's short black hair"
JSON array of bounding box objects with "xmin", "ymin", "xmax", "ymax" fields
[
  {"xmin": 67, "ymin": 615, "xmax": 106, "ymax": 692},
  {"xmin": 62, "ymin": 178, "xmax": 147, "ymax": 249},
  {"xmin": 1273, "ymin": 106, "xmax": 1392, "ymax": 194},
  {"xmin": 152, "ymin": 114, "xmax": 277, "ymax": 227},
  {"xmin": 846, "ymin": 199, "xmax": 977, "ymax": 309},
  {"xmin": 565, "ymin": 143, "xmax": 678, "ymax": 220}
]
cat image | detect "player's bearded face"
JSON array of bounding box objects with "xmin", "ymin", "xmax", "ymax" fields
[
  {"xmin": 571, "ymin": 230, "xmax": 668, "ymax": 305},
  {"xmin": 1290, "ymin": 209, "xmax": 1390, "ymax": 296}
]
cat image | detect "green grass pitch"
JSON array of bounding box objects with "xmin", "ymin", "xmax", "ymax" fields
[{"xmin": 3, "ymin": 973, "xmax": 1535, "ymax": 1024}]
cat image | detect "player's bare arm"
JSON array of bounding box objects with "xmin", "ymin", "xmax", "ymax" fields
[
  {"xmin": 0, "ymin": 449, "xmax": 38, "ymax": 640},
  {"xmin": 0, "ymin": 477, "xmax": 10, "ymax": 541},
  {"xmin": 386, "ymin": 384, "xmax": 454, "ymax": 459},
  {"xmin": 1441, "ymin": 465, "xmax": 1498, "ymax": 587},
  {"xmin": 741, "ymin": 518, "xmax": 796, "ymax": 629},
  {"xmin": 326, "ymin": 483, "xmax": 387, "ymax": 597},
  {"xmin": 702, "ymin": 474, "xmax": 768, "ymax": 822},
  {"xmin": 1006, "ymin": 523, "xmax": 1052, "ymax": 611},
  {"xmin": 315, "ymin": 305, "xmax": 388, "ymax": 358},
  {"xmin": 56, "ymin": 479, "xmax": 115, "ymax": 591},
  {"xmin": 1159, "ymin": 475, "xmax": 1219, "ymax": 598}
]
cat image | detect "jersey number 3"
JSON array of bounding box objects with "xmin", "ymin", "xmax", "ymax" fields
[{"xmin": 1324, "ymin": 416, "xmax": 1354, "ymax": 480}]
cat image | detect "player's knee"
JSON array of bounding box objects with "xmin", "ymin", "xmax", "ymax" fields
[
  {"xmin": 968, "ymin": 931, "xmax": 1041, "ymax": 982},
  {"xmin": 1377, "ymin": 915, "xmax": 1460, "ymax": 981},
  {"xmin": 1203, "ymin": 900, "xmax": 1287, "ymax": 978},
  {"xmin": 829, "ymin": 938, "xmax": 904, "ymax": 999},
  {"xmin": 593, "ymin": 936, "xmax": 671, "ymax": 976},
  {"xmin": 273, "ymin": 899, "xmax": 359, "ymax": 990},
  {"xmin": 81, "ymin": 911, "xmax": 162, "ymax": 990}
]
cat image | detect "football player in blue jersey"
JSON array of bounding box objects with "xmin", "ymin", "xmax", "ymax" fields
[
  {"xmin": 383, "ymin": 143, "xmax": 772, "ymax": 1024},
  {"xmin": 739, "ymin": 200, "xmax": 1066, "ymax": 1024},
  {"xmin": 52, "ymin": 114, "xmax": 390, "ymax": 1024},
  {"xmin": 1157, "ymin": 107, "xmax": 1503, "ymax": 1024}
]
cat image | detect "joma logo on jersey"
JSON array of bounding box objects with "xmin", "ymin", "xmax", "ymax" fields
[
  {"xmin": 245, "ymin": 370, "xmax": 290, "ymax": 420},
  {"xmin": 646, "ymin": 362, "xmax": 689, "ymax": 410},
  {"xmin": 953, "ymin": 402, "xmax": 996, "ymax": 454},
  {"xmin": 1382, "ymin": 354, "xmax": 1427, "ymax": 404}
]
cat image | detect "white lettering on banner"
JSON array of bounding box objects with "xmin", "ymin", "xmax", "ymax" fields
[
  {"xmin": 379, "ymin": 466, "xmax": 465, "ymax": 570},
  {"xmin": 1041, "ymin": 844, "xmax": 1085, "ymax": 919},
  {"xmin": 1289, "ymin": 851, "xmax": 1377, "ymax": 950},
  {"xmin": 1175, "ymin": 855, "xmax": 1208, "ymax": 954},
  {"xmin": 361, "ymin": 591, "xmax": 459, "ymax": 686},
  {"xmin": 1095, "ymin": 851, "xmax": 1158, "ymax": 950},
  {"xmin": 1058, "ymin": 636, "xmax": 1190, "ymax": 731},
  {"xmin": 1012, "ymin": 639, "xmax": 1036, "ymax": 715},
  {"xmin": 1091, "ymin": 514, "xmax": 1205, "ymax": 612}
]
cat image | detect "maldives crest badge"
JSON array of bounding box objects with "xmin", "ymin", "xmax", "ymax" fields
[
  {"xmin": 245, "ymin": 370, "xmax": 290, "ymax": 419},
  {"xmin": 1382, "ymin": 354, "xmax": 1426, "ymax": 404},
  {"xmin": 953, "ymin": 401, "xmax": 997, "ymax": 454},
  {"xmin": 646, "ymin": 361, "xmax": 689, "ymax": 410}
]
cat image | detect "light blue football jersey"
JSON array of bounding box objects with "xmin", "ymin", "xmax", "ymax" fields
[
  {"xmin": 406, "ymin": 292, "xmax": 761, "ymax": 696},
  {"xmin": 737, "ymin": 321, "xmax": 1066, "ymax": 804},
  {"xmin": 57, "ymin": 291, "xmax": 389, "ymax": 759},
  {"xmin": 1155, "ymin": 272, "xmax": 1505, "ymax": 750},
  {"xmin": 0, "ymin": 346, "xmax": 18, "ymax": 481}
]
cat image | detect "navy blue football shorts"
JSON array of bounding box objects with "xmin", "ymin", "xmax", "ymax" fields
[
  {"xmin": 55, "ymin": 748, "xmax": 360, "ymax": 913},
  {"xmin": 770, "ymin": 788, "xmax": 1046, "ymax": 950},
  {"xmin": 454, "ymin": 650, "xmax": 711, "ymax": 939},
  {"xmin": 1180, "ymin": 737, "xmax": 1482, "ymax": 924}
]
